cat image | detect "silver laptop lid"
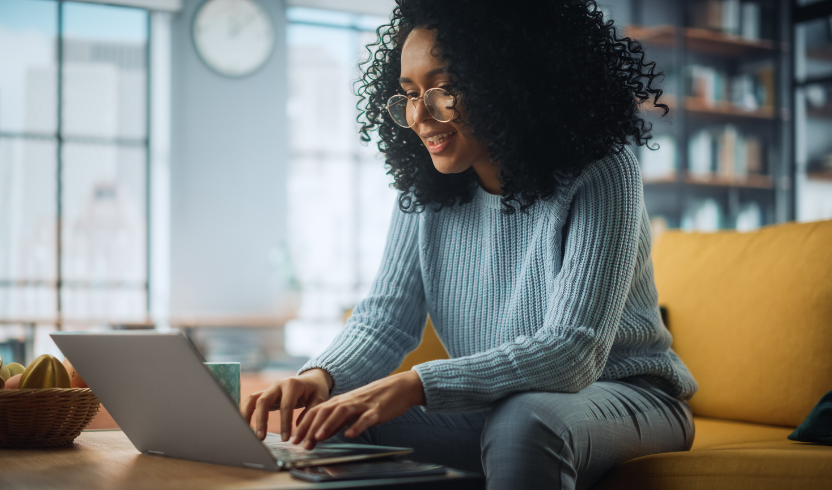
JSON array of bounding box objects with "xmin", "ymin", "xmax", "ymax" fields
[{"xmin": 51, "ymin": 331, "xmax": 280, "ymax": 471}]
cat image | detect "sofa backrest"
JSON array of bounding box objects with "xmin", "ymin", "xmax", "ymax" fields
[
  {"xmin": 391, "ymin": 317, "xmax": 449, "ymax": 375},
  {"xmin": 652, "ymin": 218, "xmax": 832, "ymax": 428}
]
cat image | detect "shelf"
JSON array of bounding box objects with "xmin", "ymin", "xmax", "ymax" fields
[
  {"xmin": 642, "ymin": 175, "xmax": 678, "ymax": 185},
  {"xmin": 644, "ymin": 172, "xmax": 775, "ymax": 189},
  {"xmin": 685, "ymin": 172, "xmax": 774, "ymax": 189},
  {"xmin": 807, "ymin": 45, "xmax": 832, "ymax": 62},
  {"xmin": 625, "ymin": 25, "xmax": 776, "ymax": 57},
  {"xmin": 685, "ymin": 97, "xmax": 776, "ymax": 120},
  {"xmin": 807, "ymin": 104, "xmax": 832, "ymax": 119},
  {"xmin": 643, "ymin": 95, "xmax": 777, "ymax": 120},
  {"xmin": 807, "ymin": 169, "xmax": 832, "ymax": 182}
]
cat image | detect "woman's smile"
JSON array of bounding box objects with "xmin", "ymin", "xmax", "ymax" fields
[{"xmin": 422, "ymin": 130, "xmax": 457, "ymax": 154}]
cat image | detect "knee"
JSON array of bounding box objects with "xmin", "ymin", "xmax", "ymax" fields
[{"xmin": 481, "ymin": 393, "xmax": 574, "ymax": 468}]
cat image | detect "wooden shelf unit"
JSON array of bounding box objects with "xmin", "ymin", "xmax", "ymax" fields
[
  {"xmin": 807, "ymin": 104, "xmax": 832, "ymax": 119},
  {"xmin": 684, "ymin": 172, "xmax": 774, "ymax": 189},
  {"xmin": 807, "ymin": 169, "xmax": 832, "ymax": 182},
  {"xmin": 643, "ymin": 172, "xmax": 775, "ymax": 189},
  {"xmin": 644, "ymin": 95, "xmax": 776, "ymax": 120},
  {"xmin": 807, "ymin": 45, "xmax": 832, "ymax": 62},
  {"xmin": 625, "ymin": 25, "xmax": 776, "ymax": 57}
]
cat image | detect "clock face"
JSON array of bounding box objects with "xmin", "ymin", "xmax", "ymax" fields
[{"xmin": 193, "ymin": 0, "xmax": 274, "ymax": 77}]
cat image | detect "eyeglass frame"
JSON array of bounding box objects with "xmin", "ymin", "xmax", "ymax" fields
[{"xmin": 385, "ymin": 87, "xmax": 458, "ymax": 128}]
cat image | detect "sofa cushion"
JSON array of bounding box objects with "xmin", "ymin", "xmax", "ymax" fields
[
  {"xmin": 789, "ymin": 389, "xmax": 832, "ymax": 445},
  {"xmin": 652, "ymin": 219, "xmax": 832, "ymax": 427},
  {"xmin": 592, "ymin": 417, "xmax": 832, "ymax": 490}
]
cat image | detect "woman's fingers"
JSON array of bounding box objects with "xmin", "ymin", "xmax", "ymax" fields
[
  {"xmin": 314, "ymin": 404, "xmax": 356, "ymax": 442},
  {"xmin": 279, "ymin": 379, "xmax": 303, "ymax": 442},
  {"xmin": 345, "ymin": 410, "xmax": 379, "ymax": 438},
  {"xmin": 292, "ymin": 403, "xmax": 326, "ymax": 447},
  {"xmin": 295, "ymin": 402, "xmax": 343, "ymax": 449},
  {"xmin": 295, "ymin": 394, "xmax": 325, "ymax": 426},
  {"xmin": 241, "ymin": 390, "xmax": 265, "ymax": 425},
  {"xmin": 254, "ymin": 385, "xmax": 283, "ymax": 440}
]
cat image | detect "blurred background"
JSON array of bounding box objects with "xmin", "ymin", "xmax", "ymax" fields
[{"xmin": 0, "ymin": 0, "xmax": 830, "ymax": 389}]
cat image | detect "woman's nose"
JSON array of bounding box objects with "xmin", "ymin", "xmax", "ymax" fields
[{"xmin": 410, "ymin": 97, "xmax": 432, "ymax": 125}]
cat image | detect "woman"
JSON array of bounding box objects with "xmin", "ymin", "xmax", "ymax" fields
[{"xmin": 243, "ymin": 1, "xmax": 698, "ymax": 488}]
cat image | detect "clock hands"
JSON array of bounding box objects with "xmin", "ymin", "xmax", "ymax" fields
[{"xmin": 228, "ymin": 13, "xmax": 259, "ymax": 38}]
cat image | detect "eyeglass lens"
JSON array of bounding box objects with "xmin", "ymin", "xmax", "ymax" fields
[{"xmin": 387, "ymin": 89, "xmax": 455, "ymax": 128}]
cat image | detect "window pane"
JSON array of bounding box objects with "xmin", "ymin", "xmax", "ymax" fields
[
  {"xmin": 288, "ymin": 24, "xmax": 360, "ymax": 154},
  {"xmin": 0, "ymin": 137, "xmax": 57, "ymax": 281},
  {"xmin": 796, "ymin": 82, "xmax": 832, "ymax": 221},
  {"xmin": 0, "ymin": 0, "xmax": 58, "ymax": 134},
  {"xmin": 288, "ymin": 156, "xmax": 356, "ymax": 320},
  {"xmin": 0, "ymin": 285, "xmax": 56, "ymax": 318},
  {"xmin": 61, "ymin": 142, "xmax": 146, "ymax": 284},
  {"xmin": 287, "ymin": 13, "xmax": 392, "ymax": 324},
  {"xmin": 61, "ymin": 2, "xmax": 147, "ymax": 140},
  {"xmin": 796, "ymin": 16, "xmax": 832, "ymax": 83},
  {"xmin": 357, "ymin": 159, "xmax": 395, "ymax": 289},
  {"xmin": 61, "ymin": 287, "xmax": 145, "ymax": 320}
]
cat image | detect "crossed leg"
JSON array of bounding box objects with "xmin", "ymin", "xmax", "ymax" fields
[{"xmin": 332, "ymin": 375, "xmax": 694, "ymax": 490}]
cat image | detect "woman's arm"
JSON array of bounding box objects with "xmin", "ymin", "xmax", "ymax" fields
[
  {"xmin": 296, "ymin": 199, "xmax": 429, "ymax": 396},
  {"xmin": 413, "ymin": 149, "xmax": 643, "ymax": 413}
]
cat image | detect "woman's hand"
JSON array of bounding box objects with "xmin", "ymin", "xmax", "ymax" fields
[
  {"xmin": 291, "ymin": 370, "xmax": 426, "ymax": 450},
  {"xmin": 240, "ymin": 368, "xmax": 333, "ymax": 442}
]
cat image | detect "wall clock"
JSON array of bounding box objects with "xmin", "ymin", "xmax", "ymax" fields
[{"xmin": 192, "ymin": 0, "xmax": 275, "ymax": 77}]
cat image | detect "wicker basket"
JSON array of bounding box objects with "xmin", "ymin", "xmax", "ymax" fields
[{"xmin": 0, "ymin": 388, "xmax": 100, "ymax": 448}]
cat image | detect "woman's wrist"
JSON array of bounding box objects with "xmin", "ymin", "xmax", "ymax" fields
[
  {"xmin": 402, "ymin": 370, "xmax": 426, "ymax": 407},
  {"xmin": 302, "ymin": 368, "xmax": 334, "ymax": 392}
]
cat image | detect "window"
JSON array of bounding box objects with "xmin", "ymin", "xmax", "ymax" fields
[
  {"xmin": 284, "ymin": 8, "xmax": 397, "ymax": 357},
  {"xmin": 0, "ymin": 0, "xmax": 150, "ymax": 360}
]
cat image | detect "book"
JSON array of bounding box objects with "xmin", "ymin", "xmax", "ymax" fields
[
  {"xmin": 741, "ymin": 2, "xmax": 761, "ymax": 40},
  {"xmin": 688, "ymin": 126, "xmax": 765, "ymax": 179},
  {"xmin": 688, "ymin": 130, "xmax": 714, "ymax": 176},
  {"xmin": 682, "ymin": 198, "xmax": 722, "ymax": 232},
  {"xmin": 690, "ymin": 0, "xmax": 763, "ymax": 39},
  {"xmin": 640, "ymin": 135, "xmax": 676, "ymax": 179},
  {"xmin": 722, "ymin": 0, "xmax": 741, "ymax": 36},
  {"xmin": 687, "ymin": 63, "xmax": 771, "ymax": 111},
  {"xmin": 736, "ymin": 201, "xmax": 763, "ymax": 231}
]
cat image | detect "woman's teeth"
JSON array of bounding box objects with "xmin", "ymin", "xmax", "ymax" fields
[{"xmin": 427, "ymin": 132, "xmax": 455, "ymax": 144}]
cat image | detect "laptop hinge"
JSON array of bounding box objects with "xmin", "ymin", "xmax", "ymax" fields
[
  {"xmin": 243, "ymin": 462, "xmax": 265, "ymax": 469},
  {"xmin": 147, "ymin": 450, "xmax": 165, "ymax": 456}
]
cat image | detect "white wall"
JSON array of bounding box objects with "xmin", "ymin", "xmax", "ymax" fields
[{"xmin": 169, "ymin": 0, "xmax": 291, "ymax": 316}]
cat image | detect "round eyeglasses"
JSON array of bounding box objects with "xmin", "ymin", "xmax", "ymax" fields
[{"xmin": 386, "ymin": 88, "xmax": 457, "ymax": 128}]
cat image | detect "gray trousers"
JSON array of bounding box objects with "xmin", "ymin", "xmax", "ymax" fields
[{"xmin": 334, "ymin": 375, "xmax": 695, "ymax": 490}]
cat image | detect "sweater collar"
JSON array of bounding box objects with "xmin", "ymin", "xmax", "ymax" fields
[{"xmin": 475, "ymin": 183, "xmax": 504, "ymax": 210}]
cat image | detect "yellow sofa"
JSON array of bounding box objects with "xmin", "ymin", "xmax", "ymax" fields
[{"xmin": 393, "ymin": 218, "xmax": 832, "ymax": 489}]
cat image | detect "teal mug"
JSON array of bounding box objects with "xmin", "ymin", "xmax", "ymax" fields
[{"xmin": 204, "ymin": 362, "xmax": 241, "ymax": 407}]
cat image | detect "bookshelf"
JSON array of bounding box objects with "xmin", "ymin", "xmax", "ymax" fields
[
  {"xmin": 807, "ymin": 169, "xmax": 832, "ymax": 181},
  {"xmin": 625, "ymin": 24, "xmax": 777, "ymax": 56},
  {"xmin": 616, "ymin": 0, "xmax": 790, "ymax": 232},
  {"xmin": 642, "ymin": 172, "xmax": 774, "ymax": 189},
  {"xmin": 648, "ymin": 94, "xmax": 777, "ymax": 119}
]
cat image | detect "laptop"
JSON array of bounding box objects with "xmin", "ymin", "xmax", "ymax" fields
[{"xmin": 50, "ymin": 330, "xmax": 412, "ymax": 471}]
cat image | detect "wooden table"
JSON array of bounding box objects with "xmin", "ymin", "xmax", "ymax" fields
[{"xmin": 0, "ymin": 430, "xmax": 482, "ymax": 490}]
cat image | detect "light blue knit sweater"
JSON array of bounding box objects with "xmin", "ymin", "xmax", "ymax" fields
[{"xmin": 299, "ymin": 147, "xmax": 698, "ymax": 413}]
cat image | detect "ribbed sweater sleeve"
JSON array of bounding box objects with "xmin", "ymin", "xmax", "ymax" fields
[
  {"xmin": 412, "ymin": 151, "xmax": 642, "ymax": 413},
  {"xmin": 297, "ymin": 203, "xmax": 428, "ymax": 395}
]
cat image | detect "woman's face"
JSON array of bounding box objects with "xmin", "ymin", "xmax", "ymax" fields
[{"xmin": 399, "ymin": 27, "xmax": 493, "ymax": 178}]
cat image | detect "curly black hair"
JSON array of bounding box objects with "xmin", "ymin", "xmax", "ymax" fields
[{"xmin": 356, "ymin": 0, "xmax": 668, "ymax": 214}]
